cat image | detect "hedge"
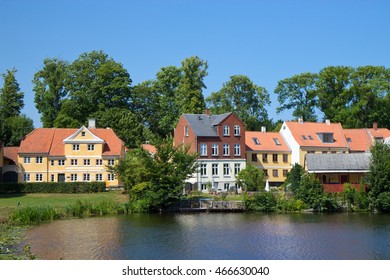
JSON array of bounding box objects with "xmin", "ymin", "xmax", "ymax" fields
[{"xmin": 0, "ymin": 182, "xmax": 106, "ymax": 194}]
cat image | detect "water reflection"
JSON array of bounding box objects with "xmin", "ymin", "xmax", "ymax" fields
[{"xmin": 23, "ymin": 213, "xmax": 390, "ymax": 260}]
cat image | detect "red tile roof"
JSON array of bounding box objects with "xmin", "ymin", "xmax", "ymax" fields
[
  {"xmin": 18, "ymin": 127, "xmax": 123, "ymax": 156},
  {"xmin": 142, "ymin": 144, "xmax": 157, "ymax": 155},
  {"xmin": 284, "ymin": 121, "xmax": 348, "ymax": 148},
  {"xmin": 344, "ymin": 129, "xmax": 372, "ymax": 152},
  {"xmin": 245, "ymin": 131, "xmax": 290, "ymax": 152},
  {"xmin": 3, "ymin": 147, "xmax": 19, "ymax": 163}
]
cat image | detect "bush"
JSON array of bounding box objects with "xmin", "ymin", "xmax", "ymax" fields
[
  {"xmin": 0, "ymin": 182, "xmax": 106, "ymax": 194},
  {"xmin": 376, "ymin": 192, "xmax": 390, "ymax": 212},
  {"xmin": 9, "ymin": 205, "xmax": 58, "ymax": 226},
  {"xmin": 245, "ymin": 192, "xmax": 277, "ymax": 212},
  {"xmin": 277, "ymin": 197, "xmax": 305, "ymax": 212}
]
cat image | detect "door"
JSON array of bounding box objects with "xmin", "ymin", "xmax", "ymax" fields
[
  {"xmin": 340, "ymin": 175, "xmax": 348, "ymax": 184},
  {"xmin": 58, "ymin": 173, "xmax": 65, "ymax": 182}
]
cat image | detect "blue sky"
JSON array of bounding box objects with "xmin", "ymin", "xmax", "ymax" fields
[{"xmin": 1, "ymin": 0, "xmax": 390, "ymax": 127}]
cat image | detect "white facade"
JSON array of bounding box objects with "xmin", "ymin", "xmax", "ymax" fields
[{"xmin": 279, "ymin": 122, "xmax": 301, "ymax": 165}]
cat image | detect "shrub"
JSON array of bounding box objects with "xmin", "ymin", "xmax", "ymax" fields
[
  {"xmin": 277, "ymin": 197, "xmax": 305, "ymax": 212},
  {"xmin": 245, "ymin": 192, "xmax": 277, "ymax": 212},
  {"xmin": 376, "ymin": 192, "xmax": 390, "ymax": 212},
  {"xmin": 0, "ymin": 182, "xmax": 106, "ymax": 194},
  {"xmin": 9, "ymin": 205, "xmax": 58, "ymax": 226}
]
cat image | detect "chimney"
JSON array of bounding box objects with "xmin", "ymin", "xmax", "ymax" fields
[
  {"xmin": 261, "ymin": 126, "xmax": 266, "ymax": 133},
  {"xmin": 88, "ymin": 119, "xmax": 96, "ymax": 129},
  {"xmin": 325, "ymin": 119, "xmax": 330, "ymax": 125},
  {"xmin": 298, "ymin": 117, "xmax": 303, "ymax": 124},
  {"xmin": 373, "ymin": 122, "xmax": 378, "ymax": 130},
  {"xmin": 205, "ymin": 108, "xmax": 211, "ymax": 115}
]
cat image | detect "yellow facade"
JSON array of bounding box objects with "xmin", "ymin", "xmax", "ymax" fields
[{"xmin": 247, "ymin": 151, "xmax": 291, "ymax": 186}]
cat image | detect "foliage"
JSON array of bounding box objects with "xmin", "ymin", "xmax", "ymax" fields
[
  {"xmin": 275, "ymin": 72, "xmax": 318, "ymax": 122},
  {"xmin": 294, "ymin": 173, "xmax": 324, "ymax": 210},
  {"xmin": 206, "ymin": 75, "xmax": 270, "ymax": 130},
  {"xmin": 236, "ymin": 165, "xmax": 265, "ymax": 192},
  {"xmin": 112, "ymin": 136, "xmax": 198, "ymax": 212},
  {"xmin": 284, "ymin": 163, "xmax": 304, "ymax": 195},
  {"xmin": 0, "ymin": 182, "xmax": 106, "ymax": 194},
  {"xmin": 376, "ymin": 192, "xmax": 390, "ymax": 212},
  {"xmin": 367, "ymin": 142, "xmax": 390, "ymax": 210},
  {"xmin": 1, "ymin": 115, "xmax": 34, "ymax": 146},
  {"xmin": 244, "ymin": 192, "xmax": 277, "ymax": 212},
  {"xmin": 276, "ymin": 197, "xmax": 305, "ymax": 212},
  {"xmin": 8, "ymin": 205, "xmax": 58, "ymax": 226},
  {"xmin": 33, "ymin": 58, "xmax": 69, "ymax": 127}
]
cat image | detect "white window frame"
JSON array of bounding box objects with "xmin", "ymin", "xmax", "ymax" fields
[
  {"xmin": 212, "ymin": 144, "xmax": 218, "ymax": 156},
  {"xmin": 84, "ymin": 159, "xmax": 90, "ymax": 166},
  {"xmin": 223, "ymin": 125, "xmax": 230, "ymax": 136},
  {"xmin": 234, "ymin": 163, "xmax": 241, "ymax": 175},
  {"xmin": 108, "ymin": 173, "xmax": 115, "ymax": 181},
  {"xmin": 200, "ymin": 143, "xmax": 207, "ymax": 156},
  {"xmin": 73, "ymin": 144, "xmax": 80, "ymax": 151},
  {"xmin": 36, "ymin": 156, "xmax": 43, "ymax": 164},
  {"xmin": 87, "ymin": 144, "xmax": 95, "ymax": 151},
  {"xmin": 50, "ymin": 174, "xmax": 55, "ymax": 182},
  {"xmin": 83, "ymin": 173, "xmax": 90, "ymax": 181},
  {"xmin": 185, "ymin": 126, "xmax": 189, "ymax": 137},
  {"xmin": 71, "ymin": 174, "xmax": 78, "ymax": 182},
  {"xmin": 212, "ymin": 163, "xmax": 218, "ymax": 176},
  {"xmin": 234, "ymin": 125, "xmax": 240, "ymax": 136},
  {"xmin": 24, "ymin": 173, "xmax": 30, "ymax": 182},
  {"xmin": 50, "ymin": 160, "xmax": 55, "ymax": 166},
  {"xmin": 223, "ymin": 144, "xmax": 230, "ymax": 156},
  {"xmin": 107, "ymin": 159, "xmax": 115, "ymax": 166},
  {"xmin": 96, "ymin": 174, "xmax": 103, "ymax": 181},
  {"xmin": 36, "ymin": 173, "xmax": 43, "ymax": 181},
  {"xmin": 234, "ymin": 144, "xmax": 240, "ymax": 156},
  {"xmin": 200, "ymin": 163, "xmax": 207, "ymax": 176},
  {"xmin": 223, "ymin": 163, "xmax": 230, "ymax": 176},
  {"xmin": 58, "ymin": 159, "xmax": 65, "ymax": 166},
  {"xmin": 24, "ymin": 157, "xmax": 31, "ymax": 164},
  {"xmin": 96, "ymin": 159, "xmax": 103, "ymax": 166},
  {"xmin": 71, "ymin": 159, "xmax": 78, "ymax": 166}
]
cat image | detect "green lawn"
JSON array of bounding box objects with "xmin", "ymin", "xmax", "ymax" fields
[{"xmin": 0, "ymin": 190, "xmax": 128, "ymax": 222}]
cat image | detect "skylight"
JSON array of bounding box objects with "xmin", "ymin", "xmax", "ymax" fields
[
  {"xmin": 273, "ymin": 138, "xmax": 281, "ymax": 145},
  {"xmin": 252, "ymin": 137, "xmax": 260, "ymax": 145},
  {"xmin": 302, "ymin": 135, "xmax": 307, "ymax": 140},
  {"xmin": 308, "ymin": 135, "xmax": 313, "ymax": 140},
  {"xmin": 346, "ymin": 137, "xmax": 352, "ymax": 143}
]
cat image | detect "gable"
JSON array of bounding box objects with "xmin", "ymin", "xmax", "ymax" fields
[{"xmin": 63, "ymin": 126, "xmax": 104, "ymax": 144}]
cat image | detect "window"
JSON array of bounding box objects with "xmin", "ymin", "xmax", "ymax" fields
[
  {"xmin": 81, "ymin": 131, "xmax": 86, "ymax": 137},
  {"xmin": 36, "ymin": 157, "xmax": 43, "ymax": 164},
  {"xmin": 234, "ymin": 144, "xmax": 240, "ymax": 156},
  {"xmin": 262, "ymin": 154, "xmax": 268, "ymax": 163},
  {"xmin": 24, "ymin": 157, "xmax": 30, "ymax": 164},
  {"xmin": 96, "ymin": 159, "xmax": 102, "ymax": 166},
  {"xmin": 71, "ymin": 159, "xmax": 78, "ymax": 166},
  {"xmin": 223, "ymin": 144, "xmax": 230, "ymax": 156},
  {"xmin": 273, "ymin": 154, "xmax": 278, "ymax": 163},
  {"xmin": 251, "ymin": 154, "xmax": 258, "ymax": 162},
  {"xmin": 264, "ymin": 169, "xmax": 268, "ymax": 176},
  {"xmin": 73, "ymin": 144, "xmax": 80, "ymax": 151},
  {"xmin": 36, "ymin": 173, "xmax": 43, "ymax": 181},
  {"xmin": 51, "ymin": 174, "xmax": 55, "ymax": 182},
  {"xmin": 200, "ymin": 143, "xmax": 207, "ymax": 156},
  {"xmin": 318, "ymin": 132, "xmax": 334, "ymax": 143},
  {"xmin": 223, "ymin": 125, "xmax": 230, "ymax": 136},
  {"xmin": 200, "ymin": 164, "xmax": 207, "ymax": 176},
  {"xmin": 223, "ymin": 163, "xmax": 230, "ymax": 176},
  {"xmin": 331, "ymin": 151, "xmax": 337, "ymax": 154},
  {"xmin": 58, "ymin": 159, "xmax": 65, "ymax": 166},
  {"xmin": 24, "ymin": 173, "xmax": 30, "ymax": 182},
  {"xmin": 283, "ymin": 170, "xmax": 288, "ymax": 177},
  {"xmin": 50, "ymin": 160, "xmax": 55, "ymax": 166},
  {"xmin": 307, "ymin": 151, "xmax": 315, "ymax": 154},
  {"xmin": 273, "ymin": 138, "xmax": 281, "ymax": 145},
  {"xmin": 322, "ymin": 151, "xmax": 328, "ymax": 154},
  {"xmin": 234, "ymin": 125, "xmax": 240, "ymax": 136},
  {"xmin": 185, "ymin": 126, "xmax": 189, "ymax": 137},
  {"xmin": 96, "ymin": 174, "xmax": 103, "ymax": 181},
  {"xmin": 107, "ymin": 159, "xmax": 115, "ymax": 166},
  {"xmin": 70, "ymin": 174, "xmax": 78, "ymax": 182},
  {"xmin": 108, "ymin": 173, "xmax": 115, "ymax": 181},
  {"xmin": 84, "ymin": 159, "xmax": 90, "ymax": 165},
  {"xmin": 212, "ymin": 163, "xmax": 219, "ymax": 176},
  {"xmin": 252, "ymin": 137, "xmax": 260, "ymax": 145},
  {"xmin": 83, "ymin": 174, "xmax": 90, "ymax": 181},
  {"xmin": 283, "ymin": 154, "xmax": 288, "ymax": 163},
  {"xmin": 87, "ymin": 144, "xmax": 95, "ymax": 151},
  {"xmin": 213, "ymin": 182, "xmax": 219, "ymax": 190},
  {"xmin": 302, "ymin": 135, "xmax": 307, "ymax": 140},
  {"xmin": 234, "ymin": 163, "xmax": 241, "ymax": 175},
  {"xmin": 224, "ymin": 183, "xmax": 230, "ymax": 190},
  {"xmin": 346, "ymin": 137, "xmax": 352, "ymax": 143},
  {"xmin": 201, "ymin": 184, "xmax": 207, "ymax": 191},
  {"xmin": 273, "ymin": 169, "xmax": 279, "ymax": 177},
  {"xmin": 212, "ymin": 144, "xmax": 218, "ymax": 156}
]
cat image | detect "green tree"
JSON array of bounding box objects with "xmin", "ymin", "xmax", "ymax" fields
[
  {"xmin": 236, "ymin": 165, "xmax": 265, "ymax": 192},
  {"xmin": 206, "ymin": 75, "xmax": 270, "ymax": 130},
  {"xmin": 0, "ymin": 69, "xmax": 24, "ymax": 119},
  {"xmin": 367, "ymin": 142, "xmax": 390, "ymax": 210},
  {"xmin": 275, "ymin": 72, "xmax": 318, "ymax": 122},
  {"xmin": 285, "ymin": 163, "xmax": 305, "ymax": 194},
  {"xmin": 111, "ymin": 136, "xmax": 198, "ymax": 212},
  {"xmin": 3, "ymin": 115, "xmax": 34, "ymax": 146},
  {"xmin": 176, "ymin": 56, "xmax": 207, "ymax": 114},
  {"xmin": 33, "ymin": 58, "xmax": 69, "ymax": 127},
  {"xmin": 294, "ymin": 173, "xmax": 324, "ymax": 210}
]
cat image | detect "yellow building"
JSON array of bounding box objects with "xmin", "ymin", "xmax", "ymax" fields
[
  {"xmin": 17, "ymin": 121, "xmax": 125, "ymax": 187},
  {"xmin": 246, "ymin": 130, "xmax": 291, "ymax": 187}
]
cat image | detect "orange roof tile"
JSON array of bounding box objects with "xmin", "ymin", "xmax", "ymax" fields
[
  {"xmin": 344, "ymin": 129, "xmax": 372, "ymax": 152},
  {"xmin": 284, "ymin": 121, "xmax": 348, "ymax": 148},
  {"xmin": 3, "ymin": 147, "xmax": 19, "ymax": 163},
  {"xmin": 245, "ymin": 131, "xmax": 290, "ymax": 152},
  {"xmin": 368, "ymin": 128, "xmax": 390, "ymax": 140},
  {"xmin": 142, "ymin": 144, "xmax": 157, "ymax": 155}
]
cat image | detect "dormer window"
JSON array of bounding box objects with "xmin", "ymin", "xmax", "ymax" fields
[
  {"xmin": 317, "ymin": 133, "xmax": 334, "ymax": 143},
  {"xmin": 223, "ymin": 125, "xmax": 230, "ymax": 136}
]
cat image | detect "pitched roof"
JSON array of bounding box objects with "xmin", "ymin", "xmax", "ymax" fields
[
  {"xmin": 343, "ymin": 129, "xmax": 372, "ymax": 152},
  {"xmin": 183, "ymin": 112, "xmax": 232, "ymax": 137},
  {"xmin": 306, "ymin": 153, "xmax": 371, "ymax": 172},
  {"xmin": 3, "ymin": 147, "xmax": 19, "ymax": 163},
  {"xmin": 245, "ymin": 131, "xmax": 290, "ymax": 152},
  {"xmin": 141, "ymin": 143, "xmax": 156, "ymax": 155},
  {"xmin": 18, "ymin": 127, "xmax": 123, "ymax": 156},
  {"xmin": 284, "ymin": 121, "xmax": 348, "ymax": 148},
  {"xmin": 368, "ymin": 128, "xmax": 390, "ymax": 140}
]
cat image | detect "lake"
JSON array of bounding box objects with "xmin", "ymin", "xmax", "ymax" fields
[{"xmin": 22, "ymin": 212, "xmax": 390, "ymax": 260}]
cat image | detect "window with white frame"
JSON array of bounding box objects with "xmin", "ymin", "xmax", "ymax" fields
[
  {"xmin": 223, "ymin": 163, "xmax": 230, "ymax": 175},
  {"xmin": 107, "ymin": 159, "xmax": 115, "ymax": 166},
  {"xmin": 87, "ymin": 144, "xmax": 95, "ymax": 151},
  {"xmin": 212, "ymin": 163, "xmax": 218, "ymax": 176},
  {"xmin": 223, "ymin": 144, "xmax": 230, "ymax": 156},
  {"xmin": 234, "ymin": 144, "xmax": 240, "ymax": 156},
  {"xmin": 73, "ymin": 144, "xmax": 80, "ymax": 151},
  {"xmin": 234, "ymin": 163, "xmax": 241, "ymax": 175},
  {"xmin": 50, "ymin": 160, "xmax": 55, "ymax": 166},
  {"xmin": 50, "ymin": 174, "xmax": 55, "ymax": 182},
  {"xmin": 96, "ymin": 174, "xmax": 103, "ymax": 181},
  {"xmin": 81, "ymin": 131, "xmax": 86, "ymax": 137},
  {"xmin": 71, "ymin": 159, "xmax": 78, "ymax": 166},
  {"xmin": 185, "ymin": 126, "xmax": 189, "ymax": 137},
  {"xmin": 70, "ymin": 174, "xmax": 78, "ymax": 182},
  {"xmin": 201, "ymin": 184, "xmax": 207, "ymax": 191},
  {"xmin": 223, "ymin": 125, "xmax": 230, "ymax": 136},
  {"xmin": 36, "ymin": 156, "xmax": 43, "ymax": 164},
  {"xmin": 24, "ymin": 157, "xmax": 31, "ymax": 164},
  {"xmin": 84, "ymin": 159, "xmax": 90, "ymax": 166},
  {"xmin": 83, "ymin": 173, "xmax": 90, "ymax": 181},
  {"xmin": 24, "ymin": 173, "xmax": 30, "ymax": 182},
  {"xmin": 96, "ymin": 159, "xmax": 102, "ymax": 166},
  {"xmin": 200, "ymin": 163, "xmax": 207, "ymax": 176},
  {"xmin": 58, "ymin": 159, "xmax": 65, "ymax": 166},
  {"xmin": 224, "ymin": 183, "xmax": 230, "ymax": 190},
  {"xmin": 212, "ymin": 144, "xmax": 218, "ymax": 156},
  {"xmin": 200, "ymin": 143, "xmax": 207, "ymax": 156},
  {"xmin": 36, "ymin": 173, "xmax": 43, "ymax": 181},
  {"xmin": 234, "ymin": 125, "xmax": 240, "ymax": 136},
  {"xmin": 108, "ymin": 173, "xmax": 115, "ymax": 181}
]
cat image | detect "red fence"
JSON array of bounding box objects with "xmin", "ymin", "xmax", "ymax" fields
[{"xmin": 322, "ymin": 184, "xmax": 367, "ymax": 193}]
